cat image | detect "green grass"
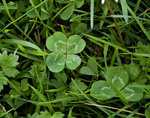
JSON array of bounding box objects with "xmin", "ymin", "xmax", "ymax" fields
[{"xmin": 0, "ymin": 0, "xmax": 150, "ymax": 117}]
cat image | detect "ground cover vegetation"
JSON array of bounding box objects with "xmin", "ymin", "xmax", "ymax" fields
[{"xmin": 0, "ymin": 0, "xmax": 150, "ymax": 117}]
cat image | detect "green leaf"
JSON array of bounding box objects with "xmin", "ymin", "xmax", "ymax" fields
[
  {"xmin": 26, "ymin": 6, "xmax": 37, "ymax": 18},
  {"xmin": 51, "ymin": 112, "xmax": 65, "ymax": 118},
  {"xmin": 21, "ymin": 79, "xmax": 29, "ymax": 91},
  {"xmin": 145, "ymin": 107, "xmax": 150, "ymax": 118},
  {"xmin": 0, "ymin": 73, "xmax": 8, "ymax": 92},
  {"xmin": 55, "ymin": 91, "xmax": 69, "ymax": 104},
  {"xmin": 3, "ymin": 68, "xmax": 19, "ymax": 77},
  {"xmin": 67, "ymin": 35, "xmax": 86, "ymax": 54},
  {"xmin": 90, "ymin": 80, "xmax": 116, "ymax": 100},
  {"xmin": 46, "ymin": 32, "xmax": 67, "ymax": 53},
  {"xmin": 69, "ymin": 79, "xmax": 88, "ymax": 92},
  {"xmin": 40, "ymin": 7, "xmax": 49, "ymax": 20},
  {"xmin": 46, "ymin": 52, "xmax": 66, "ymax": 73},
  {"xmin": 52, "ymin": 71, "xmax": 67, "ymax": 88},
  {"xmin": 121, "ymin": 85, "xmax": 143, "ymax": 101},
  {"xmin": 71, "ymin": 22, "xmax": 87, "ymax": 34},
  {"xmin": 29, "ymin": 111, "xmax": 64, "ymax": 118},
  {"xmin": 126, "ymin": 62, "xmax": 141, "ymax": 80},
  {"xmin": 29, "ymin": 111, "xmax": 51, "ymax": 118},
  {"xmin": 120, "ymin": 0, "xmax": 128, "ymax": 23},
  {"xmin": 106, "ymin": 67, "xmax": 129, "ymax": 90},
  {"xmin": 80, "ymin": 66, "xmax": 96, "ymax": 76},
  {"xmin": 0, "ymin": 51, "xmax": 19, "ymax": 77},
  {"xmin": 46, "ymin": 32, "xmax": 85, "ymax": 72},
  {"xmin": 76, "ymin": 0, "xmax": 84, "ymax": 8},
  {"xmin": 30, "ymin": 62, "xmax": 46, "ymax": 78},
  {"xmin": 80, "ymin": 57, "xmax": 98, "ymax": 76},
  {"xmin": 87, "ymin": 57, "xmax": 98, "ymax": 74},
  {"xmin": 0, "ymin": 51, "xmax": 18, "ymax": 67},
  {"xmin": 66, "ymin": 54, "xmax": 81, "ymax": 70},
  {"xmin": 136, "ymin": 42, "xmax": 150, "ymax": 54},
  {"xmin": 61, "ymin": 3, "xmax": 75, "ymax": 20},
  {"xmin": 100, "ymin": 4, "xmax": 108, "ymax": 29}
]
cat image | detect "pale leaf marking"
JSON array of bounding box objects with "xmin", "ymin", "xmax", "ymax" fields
[
  {"xmin": 101, "ymin": 86, "xmax": 110, "ymax": 90},
  {"xmin": 101, "ymin": 92, "xmax": 111, "ymax": 98},
  {"xmin": 125, "ymin": 88, "xmax": 135, "ymax": 93},
  {"xmin": 118, "ymin": 77, "xmax": 125, "ymax": 87},
  {"xmin": 53, "ymin": 53, "xmax": 59, "ymax": 62},
  {"xmin": 58, "ymin": 40, "xmax": 66, "ymax": 45},
  {"xmin": 112, "ymin": 76, "xmax": 117, "ymax": 83},
  {"xmin": 126, "ymin": 93, "xmax": 134, "ymax": 99},
  {"xmin": 54, "ymin": 42, "xmax": 58, "ymax": 51},
  {"xmin": 57, "ymin": 62, "xmax": 64, "ymax": 66},
  {"xmin": 66, "ymin": 61, "xmax": 72, "ymax": 63}
]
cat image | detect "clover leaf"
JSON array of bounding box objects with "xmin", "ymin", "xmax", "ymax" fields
[
  {"xmin": 126, "ymin": 62, "xmax": 141, "ymax": 80},
  {"xmin": 80, "ymin": 57, "xmax": 98, "ymax": 76},
  {"xmin": 46, "ymin": 32, "xmax": 86, "ymax": 72},
  {"xmin": 106, "ymin": 67, "xmax": 129, "ymax": 90},
  {"xmin": 26, "ymin": 3, "xmax": 49, "ymax": 20},
  {"xmin": 90, "ymin": 67, "xmax": 143, "ymax": 102},
  {"xmin": 90, "ymin": 67, "xmax": 128, "ymax": 100},
  {"xmin": 60, "ymin": 0, "xmax": 84, "ymax": 20},
  {"xmin": 46, "ymin": 32, "xmax": 67, "ymax": 52},
  {"xmin": 121, "ymin": 85, "xmax": 143, "ymax": 101},
  {"xmin": 90, "ymin": 80, "xmax": 116, "ymax": 100}
]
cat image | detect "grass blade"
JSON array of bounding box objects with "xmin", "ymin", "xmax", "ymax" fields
[{"xmin": 90, "ymin": 0, "xmax": 94, "ymax": 29}]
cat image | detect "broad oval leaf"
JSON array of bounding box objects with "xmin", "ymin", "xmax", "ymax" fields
[
  {"xmin": 126, "ymin": 62, "xmax": 141, "ymax": 80},
  {"xmin": 67, "ymin": 35, "xmax": 86, "ymax": 54},
  {"xmin": 26, "ymin": 6, "xmax": 36, "ymax": 18},
  {"xmin": 121, "ymin": 85, "xmax": 143, "ymax": 101},
  {"xmin": 106, "ymin": 67, "xmax": 129, "ymax": 90},
  {"xmin": 145, "ymin": 108, "xmax": 150, "ymax": 118},
  {"xmin": 71, "ymin": 22, "xmax": 87, "ymax": 34},
  {"xmin": 80, "ymin": 66, "xmax": 96, "ymax": 76},
  {"xmin": 90, "ymin": 81, "xmax": 116, "ymax": 100},
  {"xmin": 46, "ymin": 32, "xmax": 67, "ymax": 53},
  {"xmin": 69, "ymin": 79, "xmax": 88, "ymax": 92},
  {"xmin": 46, "ymin": 51, "xmax": 65, "ymax": 73},
  {"xmin": 76, "ymin": 0, "xmax": 84, "ymax": 8},
  {"xmin": 41, "ymin": 7, "xmax": 49, "ymax": 20},
  {"xmin": 87, "ymin": 57, "xmax": 98, "ymax": 74},
  {"xmin": 80, "ymin": 57, "xmax": 98, "ymax": 76},
  {"xmin": 61, "ymin": 3, "xmax": 75, "ymax": 20},
  {"xmin": 66, "ymin": 54, "xmax": 81, "ymax": 70}
]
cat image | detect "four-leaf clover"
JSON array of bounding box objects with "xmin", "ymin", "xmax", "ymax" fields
[{"xmin": 46, "ymin": 32, "xmax": 86, "ymax": 72}]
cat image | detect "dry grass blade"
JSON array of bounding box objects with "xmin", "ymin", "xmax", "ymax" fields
[{"xmin": 80, "ymin": 102, "xmax": 145, "ymax": 116}]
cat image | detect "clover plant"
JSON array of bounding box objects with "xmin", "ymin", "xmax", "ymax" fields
[
  {"xmin": 90, "ymin": 67, "xmax": 143, "ymax": 102},
  {"xmin": 80, "ymin": 57, "xmax": 98, "ymax": 76},
  {"xmin": 26, "ymin": 0, "xmax": 50, "ymax": 20},
  {"xmin": 90, "ymin": 80, "xmax": 116, "ymax": 100},
  {"xmin": 46, "ymin": 32, "xmax": 86, "ymax": 73},
  {"xmin": 56, "ymin": 0, "xmax": 84, "ymax": 20},
  {"xmin": 126, "ymin": 62, "xmax": 141, "ymax": 80}
]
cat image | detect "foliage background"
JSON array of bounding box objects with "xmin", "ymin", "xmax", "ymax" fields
[{"xmin": 0, "ymin": 0, "xmax": 150, "ymax": 117}]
